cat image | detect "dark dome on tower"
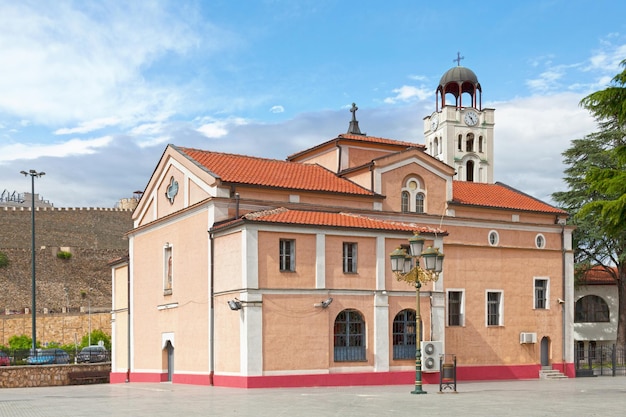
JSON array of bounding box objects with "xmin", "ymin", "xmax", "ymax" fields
[
  {"xmin": 439, "ymin": 66, "xmax": 479, "ymax": 85},
  {"xmin": 436, "ymin": 65, "xmax": 482, "ymax": 111}
]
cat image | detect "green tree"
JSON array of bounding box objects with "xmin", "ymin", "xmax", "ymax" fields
[
  {"xmin": 554, "ymin": 60, "xmax": 626, "ymax": 345},
  {"xmin": 8, "ymin": 334, "xmax": 40, "ymax": 350},
  {"xmin": 80, "ymin": 329, "xmax": 111, "ymax": 350}
]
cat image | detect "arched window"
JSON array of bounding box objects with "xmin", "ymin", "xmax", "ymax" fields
[
  {"xmin": 466, "ymin": 160, "xmax": 474, "ymax": 182},
  {"xmin": 393, "ymin": 309, "xmax": 416, "ymax": 359},
  {"xmin": 458, "ymin": 134, "xmax": 462, "ymax": 151},
  {"xmin": 433, "ymin": 137, "xmax": 439, "ymax": 155},
  {"xmin": 401, "ymin": 191, "xmax": 410, "ymax": 213},
  {"xmin": 478, "ymin": 136, "xmax": 484, "ymax": 153},
  {"xmin": 400, "ymin": 178, "xmax": 426, "ymax": 213},
  {"xmin": 415, "ymin": 193, "xmax": 424, "ymax": 213},
  {"xmin": 334, "ymin": 309, "xmax": 366, "ymax": 361},
  {"xmin": 465, "ymin": 133, "xmax": 474, "ymax": 152},
  {"xmin": 575, "ymin": 295, "xmax": 609, "ymax": 322}
]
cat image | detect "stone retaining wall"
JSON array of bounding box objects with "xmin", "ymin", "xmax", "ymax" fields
[
  {"xmin": 0, "ymin": 363, "xmax": 111, "ymax": 388},
  {"xmin": 0, "ymin": 312, "xmax": 111, "ymax": 346}
]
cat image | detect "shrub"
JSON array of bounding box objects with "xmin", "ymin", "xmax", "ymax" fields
[
  {"xmin": 57, "ymin": 250, "xmax": 72, "ymax": 260},
  {"xmin": 0, "ymin": 251, "xmax": 8, "ymax": 268},
  {"xmin": 8, "ymin": 335, "xmax": 40, "ymax": 350}
]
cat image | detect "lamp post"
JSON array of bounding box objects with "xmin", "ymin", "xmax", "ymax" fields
[
  {"xmin": 390, "ymin": 233, "xmax": 444, "ymax": 395},
  {"xmin": 20, "ymin": 169, "xmax": 45, "ymax": 354}
]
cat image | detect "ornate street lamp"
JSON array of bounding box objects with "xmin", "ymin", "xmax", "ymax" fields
[
  {"xmin": 20, "ymin": 169, "xmax": 45, "ymax": 354},
  {"xmin": 390, "ymin": 233, "xmax": 444, "ymax": 395}
]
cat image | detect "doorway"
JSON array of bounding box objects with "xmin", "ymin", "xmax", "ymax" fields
[
  {"xmin": 164, "ymin": 340, "xmax": 174, "ymax": 382},
  {"xmin": 540, "ymin": 336, "xmax": 550, "ymax": 367}
]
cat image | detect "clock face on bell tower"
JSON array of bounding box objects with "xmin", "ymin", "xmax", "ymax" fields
[{"xmin": 424, "ymin": 59, "xmax": 495, "ymax": 184}]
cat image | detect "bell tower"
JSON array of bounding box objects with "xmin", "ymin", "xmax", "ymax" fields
[{"xmin": 424, "ymin": 55, "xmax": 495, "ymax": 183}]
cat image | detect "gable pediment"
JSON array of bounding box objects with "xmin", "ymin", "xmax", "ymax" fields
[{"xmin": 132, "ymin": 145, "xmax": 218, "ymax": 226}]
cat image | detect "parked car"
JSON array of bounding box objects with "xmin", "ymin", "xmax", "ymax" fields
[
  {"xmin": 27, "ymin": 348, "xmax": 70, "ymax": 365},
  {"xmin": 0, "ymin": 351, "xmax": 9, "ymax": 366},
  {"xmin": 76, "ymin": 346, "xmax": 109, "ymax": 363}
]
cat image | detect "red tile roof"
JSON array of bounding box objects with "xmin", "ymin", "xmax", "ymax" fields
[
  {"xmin": 176, "ymin": 146, "xmax": 374, "ymax": 196},
  {"xmin": 240, "ymin": 208, "xmax": 445, "ymax": 234},
  {"xmin": 337, "ymin": 133, "xmax": 424, "ymax": 149},
  {"xmin": 452, "ymin": 181, "xmax": 566, "ymax": 214},
  {"xmin": 580, "ymin": 266, "xmax": 617, "ymax": 285},
  {"xmin": 287, "ymin": 134, "xmax": 423, "ymax": 160}
]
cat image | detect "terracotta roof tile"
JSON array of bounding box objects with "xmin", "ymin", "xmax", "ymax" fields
[
  {"xmin": 580, "ymin": 266, "xmax": 617, "ymax": 285},
  {"xmin": 242, "ymin": 208, "xmax": 444, "ymax": 234},
  {"xmin": 452, "ymin": 181, "xmax": 566, "ymax": 214},
  {"xmin": 287, "ymin": 134, "xmax": 423, "ymax": 160},
  {"xmin": 176, "ymin": 146, "xmax": 374, "ymax": 196},
  {"xmin": 337, "ymin": 133, "xmax": 424, "ymax": 149}
]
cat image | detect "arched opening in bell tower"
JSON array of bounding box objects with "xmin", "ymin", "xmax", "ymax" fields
[{"xmin": 466, "ymin": 160, "xmax": 475, "ymax": 182}]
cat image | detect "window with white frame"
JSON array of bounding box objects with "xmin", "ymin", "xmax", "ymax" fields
[
  {"xmin": 488, "ymin": 230, "xmax": 499, "ymax": 246},
  {"xmin": 279, "ymin": 239, "xmax": 295, "ymax": 272},
  {"xmin": 535, "ymin": 234, "xmax": 546, "ymax": 249},
  {"xmin": 163, "ymin": 244, "xmax": 173, "ymax": 295},
  {"xmin": 400, "ymin": 178, "xmax": 426, "ymax": 213},
  {"xmin": 534, "ymin": 278, "xmax": 549, "ymax": 309},
  {"xmin": 401, "ymin": 191, "xmax": 410, "ymax": 213},
  {"xmin": 447, "ymin": 290, "xmax": 464, "ymax": 326},
  {"xmin": 415, "ymin": 193, "xmax": 425, "ymax": 214},
  {"xmin": 343, "ymin": 242, "xmax": 358, "ymax": 273},
  {"xmin": 486, "ymin": 290, "xmax": 503, "ymax": 326}
]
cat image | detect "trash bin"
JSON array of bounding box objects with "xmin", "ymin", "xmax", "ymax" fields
[{"xmin": 439, "ymin": 354, "xmax": 457, "ymax": 393}]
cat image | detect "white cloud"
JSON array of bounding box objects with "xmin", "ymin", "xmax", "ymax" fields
[
  {"xmin": 492, "ymin": 93, "xmax": 596, "ymax": 202},
  {"xmin": 384, "ymin": 85, "xmax": 430, "ymax": 104},
  {"xmin": 526, "ymin": 69, "xmax": 564, "ymax": 92},
  {"xmin": 54, "ymin": 117, "xmax": 123, "ymax": 135},
  {"xmin": 0, "ymin": 2, "xmax": 213, "ymax": 126},
  {"xmin": 0, "ymin": 136, "xmax": 112, "ymax": 162},
  {"xmin": 196, "ymin": 117, "xmax": 248, "ymax": 139},
  {"xmin": 270, "ymin": 105, "xmax": 285, "ymax": 113}
]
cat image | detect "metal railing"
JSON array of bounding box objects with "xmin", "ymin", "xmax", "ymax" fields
[
  {"xmin": 575, "ymin": 344, "xmax": 626, "ymax": 376},
  {"xmin": 0, "ymin": 348, "xmax": 111, "ymax": 366}
]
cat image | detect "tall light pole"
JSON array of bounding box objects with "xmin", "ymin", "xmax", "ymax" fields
[
  {"xmin": 21, "ymin": 169, "xmax": 45, "ymax": 354},
  {"xmin": 390, "ymin": 234, "xmax": 444, "ymax": 395}
]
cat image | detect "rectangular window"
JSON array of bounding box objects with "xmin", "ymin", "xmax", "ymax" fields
[
  {"xmin": 163, "ymin": 245, "xmax": 173, "ymax": 295},
  {"xmin": 447, "ymin": 290, "xmax": 464, "ymax": 326},
  {"xmin": 279, "ymin": 239, "xmax": 295, "ymax": 272},
  {"xmin": 343, "ymin": 242, "xmax": 357, "ymax": 273},
  {"xmin": 486, "ymin": 291, "xmax": 503, "ymax": 326},
  {"xmin": 534, "ymin": 278, "xmax": 549, "ymax": 309}
]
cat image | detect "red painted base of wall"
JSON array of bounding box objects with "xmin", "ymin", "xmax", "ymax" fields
[{"xmin": 110, "ymin": 363, "xmax": 574, "ymax": 388}]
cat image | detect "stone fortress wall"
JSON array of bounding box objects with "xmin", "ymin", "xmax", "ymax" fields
[{"xmin": 0, "ymin": 202, "xmax": 134, "ymax": 345}]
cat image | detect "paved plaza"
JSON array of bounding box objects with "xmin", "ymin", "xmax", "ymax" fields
[{"xmin": 1, "ymin": 377, "xmax": 625, "ymax": 416}]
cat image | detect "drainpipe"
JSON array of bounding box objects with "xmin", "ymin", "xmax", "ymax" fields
[
  {"xmin": 126, "ymin": 256, "xmax": 131, "ymax": 383},
  {"xmin": 209, "ymin": 231, "xmax": 215, "ymax": 385},
  {"xmin": 559, "ymin": 217, "xmax": 566, "ymax": 373},
  {"xmin": 235, "ymin": 193, "xmax": 240, "ymax": 219}
]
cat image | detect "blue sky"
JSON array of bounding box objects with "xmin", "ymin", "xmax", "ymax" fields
[{"xmin": 1, "ymin": 0, "xmax": 625, "ymax": 207}]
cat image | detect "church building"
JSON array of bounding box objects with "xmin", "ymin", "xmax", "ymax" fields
[{"xmin": 110, "ymin": 64, "xmax": 575, "ymax": 387}]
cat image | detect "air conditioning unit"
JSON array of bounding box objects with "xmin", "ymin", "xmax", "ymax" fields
[
  {"xmin": 421, "ymin": 341, "xmax": 443, "ymax": 372},
  {"xmin": 519, "ymin": 332, "xmax": 537, "ymax": 344}
]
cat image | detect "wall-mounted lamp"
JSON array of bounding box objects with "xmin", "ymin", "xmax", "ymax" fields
[
  {"xmin": 164, "ymin": 242, "xmax": 171, "ymax": 249},
  {"xmin": 314, "ymin": 297, "xmax": 333, "ymax": 308},
  {"xmin": 557, "ymin": 298, "xmax": 565, "ymax": 304},
  {"xmin": 228, "ymin": 299, "xmax": 243, "ymax": 311}
]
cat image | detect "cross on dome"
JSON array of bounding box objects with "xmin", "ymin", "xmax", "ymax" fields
[{"xmin": 453, "ymin": 52, "xmax": 464, "ymax": 66}]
